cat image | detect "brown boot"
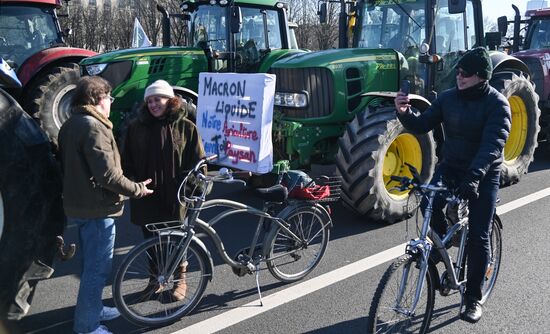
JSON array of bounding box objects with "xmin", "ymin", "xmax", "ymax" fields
[{"xmin": 172, "ymin": 261, "xmax": 188, "ymax": 301}]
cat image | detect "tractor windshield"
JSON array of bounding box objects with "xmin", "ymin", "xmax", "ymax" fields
[
  {"xmin": 190, "ymin": 5, "xmax": 228, "ymax": 51},
  {"xmin": 525, "ymin": 18, "xmax": 550, "ymax": 49},
  {"xmin": 0, "ymin": 5, "xmax": 62, "ymax": 71},
  {"xmin": 357, "ymin": 0, "xmax": 426, "ymax": 55},
  {"xmin": 187, "ymin": 3, "xmax": 284, "ymax": 72},
  {"xmin": 189, "ymin": 5, "xmax": 283, "ymax": 52},
  {"xmin": 433, "ymin": 0, "xmax": 476, "ymax": 54}
]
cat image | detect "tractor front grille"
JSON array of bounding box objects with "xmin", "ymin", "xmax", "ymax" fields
[{"xmin": 271, "ymin": 67, "xmax": 334, "ymax": 118}]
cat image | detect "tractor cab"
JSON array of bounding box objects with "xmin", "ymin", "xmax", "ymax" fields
[
  {"xmin": 352, "ymin": 0, "xmax": 481, "ymax": 95},
  {"xmin": 0, "ymin": 2, "xmax": 64, "ymax": 71},
  {"xmin": 524, "ymin": 10, "xmax": 550, "ymax": 49},
  {"xmin": 182, "ymin": 0, "xmax": 292, "ymax": 72}
]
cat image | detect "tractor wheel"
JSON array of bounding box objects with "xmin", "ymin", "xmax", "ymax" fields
[
  {"xmin": 27, "ymin": 63, "xmax": 80, "ymax": 146},
  {"xmin": 489, "ymin": 72, "xmax": 540, "ymax": 186},
  {"xmin": 0, "ymin": 89, "xmax": 65, "ymax": 319},
  {"xmin": 335, "ymin": 106, "xmax": 436, "ymax": 223}
]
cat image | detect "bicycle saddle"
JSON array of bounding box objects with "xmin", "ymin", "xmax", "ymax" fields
[{"xmin": 255, "ymin": 184, "xmax": 288, "ymax": 203}]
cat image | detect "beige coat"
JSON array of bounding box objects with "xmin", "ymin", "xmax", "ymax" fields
[{"xmin": 58, "ymin": 105, "xmax": 146, "ymax": 218}]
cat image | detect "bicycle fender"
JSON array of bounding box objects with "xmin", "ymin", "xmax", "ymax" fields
[
  {"xmin": 159, "ymin": 231, "xmax": 214, "ymax": 282},
  {"xmin": 493, "ymin": 214, "xmax": 503, "ymax": 230}
]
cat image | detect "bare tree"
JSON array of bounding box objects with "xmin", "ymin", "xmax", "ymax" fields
[{"xmin": 59, "ymin": 0, "xmax": 343, "ymax": 52}]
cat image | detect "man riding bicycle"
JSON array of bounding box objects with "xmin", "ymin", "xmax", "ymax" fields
[{"xmin": 394, "ymin": 47, "xmax": 511, "ymax": 323}]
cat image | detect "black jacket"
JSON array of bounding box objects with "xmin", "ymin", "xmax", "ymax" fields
[
  {"xmin": 122, "ymin": 102, "xmax": 205, "ymax": 225},
  {"xmin": 397, "ymin": 85, "xmax": 511, "ymax": 179}
]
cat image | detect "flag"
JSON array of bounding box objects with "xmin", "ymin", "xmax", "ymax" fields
[{"xmin": 132, "ymin": 18, "xmax": 152, "ymax": 48}]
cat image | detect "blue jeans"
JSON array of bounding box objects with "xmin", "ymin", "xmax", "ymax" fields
[
  {"xmin": 421, "ymin": 164, "xmax": 500, "ymax": 301},
  {"xmin": 70, "ymin": 217, "xmax": 116, "ymax": 333}
]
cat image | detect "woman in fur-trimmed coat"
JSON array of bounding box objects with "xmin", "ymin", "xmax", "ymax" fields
[{"xmin": 121, "ymin": 80, "xmax": 205, "ymax": 301}]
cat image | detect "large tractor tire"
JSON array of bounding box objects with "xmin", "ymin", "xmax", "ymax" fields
[
  {"xmin": 335, "ymin": 106, "xmax": 436, "ymax": 223},
  {"xmin": 27, "ymin": 63, "xmax": 80, "ymax": 146},
  {"xmin": 0, "ymin": 89, "xmax": 66, "ymax": 319},
  {"xmin": 489, "ymin": 72, "xmax": 540, "ymax": 186}
]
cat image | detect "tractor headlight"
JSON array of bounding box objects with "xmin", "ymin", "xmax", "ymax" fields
[
  {"xmin": 274, "ymin": 91, "xmax": 308, "ymax": 108},
  {"xmin": 85, "ymin": 63, "xmax": 107, "ymax": 76}
]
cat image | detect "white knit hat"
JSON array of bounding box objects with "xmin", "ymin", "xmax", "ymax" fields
[{"xmin": 144, "ymin": 80, "xmax": 175, "ymax": 101}]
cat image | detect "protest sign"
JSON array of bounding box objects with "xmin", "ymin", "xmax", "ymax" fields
[{"xmin": 197, "ymin": 72, "xmax": 275, "ymax": 174}]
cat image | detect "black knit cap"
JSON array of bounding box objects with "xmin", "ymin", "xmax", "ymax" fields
[{"xmin": 455, "ymin": 47, "xmax": 492, "ymax": 80}]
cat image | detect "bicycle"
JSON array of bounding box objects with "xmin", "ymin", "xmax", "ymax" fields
[
  {"xmin": 113, "ymin": 156, "xmax": 340, "ymax": 327},
  {"xmin": 367, "ymin": 164, "xmax": 502, "ymax": 334}
]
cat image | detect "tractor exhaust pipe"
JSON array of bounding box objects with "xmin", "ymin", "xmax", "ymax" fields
[
  {"xmin": 157, "ymin": 4, "xmax": 171, "ymax": 47},
  {"xmin": 338, "ymin": 0, "xmax": 348, "ymax": 48},
  {"xmin": 512, "ymin": 4, "xmax": 521, "ymax": 53}
]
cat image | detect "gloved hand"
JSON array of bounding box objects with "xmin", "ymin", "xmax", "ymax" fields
[{"xmin": 458, "ymin": 174, "xmax": 480, "ymax": 201}]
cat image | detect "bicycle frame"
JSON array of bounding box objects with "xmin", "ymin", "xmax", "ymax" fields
[
  {"xmin": 396, "ymin": 184, "xmax": 470, "ymax": 316},
  {"xmin": 153, "ymin": 196, "xmax": 306, "ymax": 281}
]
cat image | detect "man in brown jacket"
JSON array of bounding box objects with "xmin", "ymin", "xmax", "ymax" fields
[{"xmin": 58, "ymin": 76, "xmax": 153, "ymax": 334}]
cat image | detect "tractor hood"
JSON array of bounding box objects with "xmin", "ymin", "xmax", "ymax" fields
[
  {"xmin": 80, "ymin": 46, "xmax": 209, "ymax": 122},
  {"xmin": 270, "ymin": 48, "xmax": 400, "ymax": 126},
  {"xmin": 512, "ymin": 48, "xmax": 550, "ymax": 104},
  {"xmin": 80, "ymin": 46, "xmax": 205, "ymax": 64},
  {"xmin": 272, "ymin": 48, "xmax": 400, "ymax": 72}
]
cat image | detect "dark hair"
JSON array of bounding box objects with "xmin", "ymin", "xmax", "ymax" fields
[
  {"xmin": 72, "ymin": 76, "xmax": 112, "ymax": 107},
  {"xmin": 165, "ymin": 96, "xmax": 183, "ymax": 116}
]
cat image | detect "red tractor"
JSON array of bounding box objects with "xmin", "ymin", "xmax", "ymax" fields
[
  {"xmin": 0, "ymin": 0, "xmax": 91, "ymax": 320},
  {"xmin": 0, "ymin": 0, "xmax": 97, "ymax": 143},
  {"xmin": 499, "ymin": 5, "xmax": 550, "ymax": 143}
]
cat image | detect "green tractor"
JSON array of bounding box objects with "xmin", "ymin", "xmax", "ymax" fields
[
  {"xmin": 269, "ymin": 0, "xmax": 540, "ymax": 222},
  {"xmin": 80, "ymin": 0, "xmax": 304, "ymax": 128}
]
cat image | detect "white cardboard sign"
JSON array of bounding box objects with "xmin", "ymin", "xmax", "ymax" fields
[{"xmin": 197, "ymin": 72, "xmax": 275, "ymax": 174}]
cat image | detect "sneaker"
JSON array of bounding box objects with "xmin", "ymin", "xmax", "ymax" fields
[
  {"xmin": 99, "ymin": 306, "xmax": 120, "ymax": 321},
  {"xmin": 460, "ymin": 299, "xmax": 483, "ymax": 323},
  {"xmin": 78, "ymin": 325, "xmax": 113, "ymax": 334}
]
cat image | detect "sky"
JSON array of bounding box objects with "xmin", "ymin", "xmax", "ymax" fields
[{"xmin": 482, "ymin": 0, "xmax": 534, "ymax": 23}]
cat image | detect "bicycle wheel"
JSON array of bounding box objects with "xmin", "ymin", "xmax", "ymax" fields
[
  {"xmin": 480, "ymin": 215, "xmax": 502, "ymax": 304},
  {"xmin": 266, "ymin": 205, "xmax": 330, "ymax": 283},
  {"xmin": 113, "ymin": 234, "xmax": 209, "ymax": 327},
  {"xmin": 367, "ymin": 255, "xmax": 436, "ymax": 334}
]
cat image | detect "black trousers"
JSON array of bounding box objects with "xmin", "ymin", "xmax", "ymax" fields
[{"xmin": 422, "ymin": 164, "xmax": 500, "ymax": 301}]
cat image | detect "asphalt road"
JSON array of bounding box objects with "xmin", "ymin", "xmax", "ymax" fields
[{"xmin": 5, "ymin": 148, "xmax": 550, "ymax": 334}]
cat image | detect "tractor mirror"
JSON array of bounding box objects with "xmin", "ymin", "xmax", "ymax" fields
[
  {"xmin": 230, "ymin": 6, "xmax": 242, "ymax": 34},
  {"xmin": 497, "ymin": 16, "xmax": 508, "ymax": 36},
  {"xmin": 448, "ymin": 0, "xmax": 466, "ymax": 14},
  {"xmin": 319, "ymin": 3, "xmax": 327, "ymax": 24}
]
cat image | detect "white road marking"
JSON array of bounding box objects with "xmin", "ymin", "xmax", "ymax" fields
[
  {"xmin": 174, "ymin": 244, "xmax": 405, "ymax": 334},
  {"xmin": 496, "ymin": 187, "xmax": 550, "ymax": 215},
  {"xmin": 167, "ymin": 186, "xmax": 550, "ymax": 334}
]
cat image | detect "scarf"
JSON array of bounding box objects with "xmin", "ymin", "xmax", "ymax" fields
[
  {"xmin": 145, "ymin": 117, "xmax": 178, "ymax": 216},
  {"xmin": 456, "ymin": 80, "xmax": 490, "ymax": 100}
]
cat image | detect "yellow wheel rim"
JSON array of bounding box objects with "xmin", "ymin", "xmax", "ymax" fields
[
  {"xmin": 383, "ymin": 133, "xmax": 423, "ymax": 199},
  {"xmin": 504, "ymin": 95, "xmax": 528, "ymax": 163}
]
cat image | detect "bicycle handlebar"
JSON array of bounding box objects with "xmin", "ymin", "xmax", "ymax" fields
[{"xmin": 392, "ymin": 174, "xmax": 449, "ymax": 194}]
